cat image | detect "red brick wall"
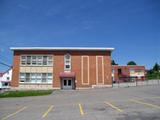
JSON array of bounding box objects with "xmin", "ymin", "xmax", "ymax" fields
[
  {"xmin": 11, "ymin": 52, "xmax": 20, "ymax": 87},
  {"xmin": 112, "ymin": 65, "xmax": 145, "ymax": 82},
  {"xmin": 11, "ymin": 50, "xmax": 112, "ymax": 88}
]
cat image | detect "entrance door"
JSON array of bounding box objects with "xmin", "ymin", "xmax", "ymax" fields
[{"xmin": 62, "ymin": 78, "xmax": 73, "ymax": 90}]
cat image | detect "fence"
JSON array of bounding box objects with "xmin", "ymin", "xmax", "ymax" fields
[{"xmin": 112, "ymin": 79, "xmax": 160, "ymax": 88}]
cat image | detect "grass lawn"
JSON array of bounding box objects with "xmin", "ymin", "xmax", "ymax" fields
[{"xmin": 0, "ymin": 90, "xmax": 53, "ymax": 98}]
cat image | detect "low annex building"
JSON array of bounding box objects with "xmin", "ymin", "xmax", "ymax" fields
[
  {"xmin": 112, "ymin": 65, "xmax": 145, "ymax": 82},
  {"xmin": 10, "ymin": 47, "xmax": 114, "ymax": 90}
]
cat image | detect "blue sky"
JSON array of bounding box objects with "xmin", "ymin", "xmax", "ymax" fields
[{"xmin": 0, "ymin": 0, "xmax": 160, "ymax": 71}]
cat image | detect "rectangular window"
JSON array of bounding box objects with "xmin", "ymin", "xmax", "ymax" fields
[
  {"xmin": 42, "ymin": 73, "xmax": 47, "ymax": 82},
  {"xmin": 43, "ymin": 56, "xmax": 47, "ymax": 65},
  {"xmin": 30, "ymin": 73, "xmax": 36, "ymax": 83},
  {"xmin": 25, "ymin": 73, "xmax": 30, "ymax": 82},
  {"xmin": 20, "ymin": 55, "xmax": 53, "ymax": 66},
  {"xmin": 47, "ymin": 56, "xmax": 53, "ymax": 66},
  {"xmin": 20, "ymin": 73, "xmax": 25, "ymax": 82},
  {"xmin": 32, "ymin": 56, "xmax": 37, "ymax": 65},
  {"xmin": 36, "ymin": 73, "xmax": 42, "ymax": 83},
  {"xmin": 21, "ymin": 56, "xmax": 26, "ymax": 65},
  {"xmin": 47, "ymin": 73, "xmax": 53, "ymax": 83},
  {"xmin": 65, "ymin": 65, "xmax": 70, "ymax": 69},
  {"xmin": 64, "ymin": 54, "xmax": 71, "ymax": 71},
  {"xmin": 20, "ymin": 73, "xmax": 53, "ymax": 84},
  {"xmin": 26, "ymin": 56, "xmax": 31, "ymax": 65},
  {"xmin": 37, "ymin": 56, "xmax": 43, "ymax": 65}
]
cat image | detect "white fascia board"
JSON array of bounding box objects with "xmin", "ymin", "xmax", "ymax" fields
[{"xmin": 10, "ymin": 47, "xmax": 115, "ymax": 51}]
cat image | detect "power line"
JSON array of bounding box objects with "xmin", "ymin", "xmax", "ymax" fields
[{"xmin": 0, "ymin": 61, "xmax": 11, "ymax": 68}]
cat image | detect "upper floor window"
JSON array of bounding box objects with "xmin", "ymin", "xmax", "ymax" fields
[
  {"xmin": 20, "ymin": 55, "xmax": 53, "ymax": 66},
  {"xmin": 64, "ymin": 54, "xmax": 71, "ymax": 71}
]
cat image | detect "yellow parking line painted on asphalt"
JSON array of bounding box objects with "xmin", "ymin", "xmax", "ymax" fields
[
  {"xmin": 104, "ymin": 101, "xmax": 123, "ymax": 112},
  {"xmin": 78, "ymin": 103, "xmax": 84, "ymax": 115},
  {"xmin": 130, "ymin": 99, "xmax": 160, "ymax": 109},
  {"xmin": 42, "ymin": 105, "xmax": 54, "ymax": 118},
  {"xmin": 1, "ymin": 106, "xmax": 27, "ymax": 120}
]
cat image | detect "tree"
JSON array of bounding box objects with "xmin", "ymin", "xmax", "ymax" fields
[
  {"xmin": 146, "ymin": 62, "xmax": 160, "ymax": 80},
  {"xmin": 111, "ymin": 60, "xmax": 118, "ymax": 65},
  {"xmin": 127, "ymin": 61, "xmax": 137, "ymax": 65},
  {"xmin": 153, "ymin": 63, "xmax": 160, "ymax": 72}
]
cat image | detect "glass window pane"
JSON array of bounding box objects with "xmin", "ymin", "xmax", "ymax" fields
[
  {"xmin": 37, "ymin": 56, "xmax": 42, "ymax": 65},
  {"xmin": 47, "ymin": 73, "xmax": 52, "ymax": 77},
  {"xmin": 21, "ymin": 56, "xmax": 26, "ymax": 59},
  {"xmin": 31, "ymin": 73, "xmax": 36, "ymax": 83},
  {"xmin": 65, "ymin": 61, "xmax": 70, "ymax": 64},
  {"xmin": 26, "ymin": 73, "xmax": 30, "ymax": 82},
  {"xmin": 64, "ymin": 80, "xmax": 67, "ymax": 86},
  {"xmin": 43, "ymin": 56, "xmax": 47, "ymax": 65},
  {"xmin": 47, "ymin": 61, "xmax": 53, "ymax": 66},
  {"xmin": 64, "ymin": 54, "xmax": 71, "ymax": 70},
  {"xmin": 32, "ymin": 56, "xmax": 36, "ymax": 65},
  {"xmin": 48, "ymin": 56, "xmax": 52, "ymax": 60},
  {"xmin": 66, "ymin": 65, "xmax": 70, "ymax": 68},
  {"xmin": 68, "ymin": 80, "xmax": 71, "ymax": 86},
  {"xmin": 20, "ymin": 73, "xmax": 25, "ymax": 82},
  {"xmin": 42, "ymin": 73, "xmax": 47, "ymax": 82},
  {"xmin": 47, "ymin": 73, "xmax": 52, "ymax": 83},
  {"xmin": 26, "ymin": 56, "xmax": 31, "ymax": 65},
  {"xmin": 21, "ymin": 56, "xmax": 26, "ymax": 65},
  {"xmin": 36, "ymin": 73, "xmax": 42, "ymax": 83},
  {"xmin": 65, "ymin": 54, "xmax": 70, "ymax": 59}
]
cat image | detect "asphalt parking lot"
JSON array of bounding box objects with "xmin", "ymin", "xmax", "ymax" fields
[{"xmin": 0, "ymin": 85, "xmax": 160, "ymax": 120}]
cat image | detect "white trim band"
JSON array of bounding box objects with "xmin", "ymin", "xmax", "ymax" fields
[
  {"xmin": 81, "ymin": 56, "xmax": 89, "ymax": 85},
  {"xmin": 10, "ymin": 47, "xmax": 114, "ymax": 51}
]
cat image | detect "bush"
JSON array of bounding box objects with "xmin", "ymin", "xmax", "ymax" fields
[{"xmin": 146, "ymin": 72, "xmax": 160, "ymax": 80}]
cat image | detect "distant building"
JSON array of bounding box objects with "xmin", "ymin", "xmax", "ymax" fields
[
  {"xmin": 10, "ymin": 47, "xmax": 114, "ymax": 90},
  {"xmin": 0, "ymin": 68, "xmax": 12, "ymax": 89},
  {"xmin": 112, "ymin": 65, "xmax": 145, "ymax": 82}
]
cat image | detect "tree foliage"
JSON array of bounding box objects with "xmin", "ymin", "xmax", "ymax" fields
[
  {"xmin": 127, "ymin": 61, "xmax": 137, "ymax": 65},
  {"xmin": 153, "ymin": 63, "xmax": 160, "ymax": 72},
  {"xmin": 111, "ymin": 60, "xmax": 118, "ymax": 65},
  {"xmin": 146, "ymin": 63, "xmax": 160, "ymax": 79}
]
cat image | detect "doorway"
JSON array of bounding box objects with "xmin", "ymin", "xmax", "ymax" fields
[{"xmin": 61, "ymin": 78, "xmax": 75, "ymax": 90}]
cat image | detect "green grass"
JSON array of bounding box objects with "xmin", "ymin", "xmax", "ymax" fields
[{"xmin": 0, "ymin": 90, "xmax": 53, "ymax": 98}]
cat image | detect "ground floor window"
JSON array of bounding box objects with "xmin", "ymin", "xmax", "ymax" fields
[{"xmin": 20, "ymin": 73, "xmax": 53, "ymax": 84}]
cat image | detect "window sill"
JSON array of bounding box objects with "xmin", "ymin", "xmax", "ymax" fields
[
  {"xmin": 19, "ymin": 82, "xmax": 52, "ymax": 85},
  {"xmin": 20, "ymin": 65, "xmax": 53, "ymax": 67}
]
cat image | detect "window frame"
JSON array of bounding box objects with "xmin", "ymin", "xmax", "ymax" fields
[
  {"xmin": 64, "ymin": 54, "xmax": 71, "ymax": 71},
  {"xmin": 19, "ymin": 72, "xmax": 53, "ymax": 84},
  {"xmin": 20, "ymin": 55, "xmax": 53, "ymax": 66}
]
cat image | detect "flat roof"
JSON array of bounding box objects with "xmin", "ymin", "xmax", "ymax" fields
[{"xmin": 10, "ymin": 47, "xmax": 114, "ymax": 51}]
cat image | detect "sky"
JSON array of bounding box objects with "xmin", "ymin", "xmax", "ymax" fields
[{"xmin": 0, "ymin": 0, "xmax": 160, "ymax": 71}]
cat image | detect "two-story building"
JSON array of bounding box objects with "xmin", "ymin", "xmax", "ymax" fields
[{"xmin": 10, "ymin": 47, "xmax": 114, "ymax": 90}]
